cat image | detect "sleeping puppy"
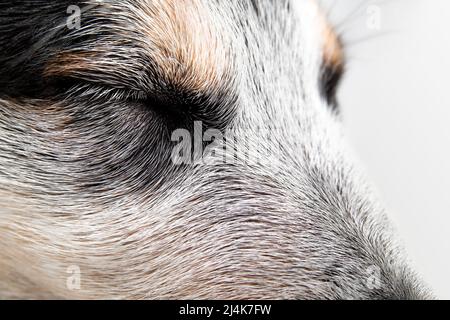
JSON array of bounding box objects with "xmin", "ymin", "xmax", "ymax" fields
[{"xmin": 0, "ymin": 0, "xmax": 431, "ymax": 299}]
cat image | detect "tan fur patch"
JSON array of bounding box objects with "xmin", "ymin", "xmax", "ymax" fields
[
  {"xmin": 312, "ymin": 0, "xmax": 345, "ymax": 69},
  {"xmin": 322, "ymin": 21, "xmax": 344, "ymax": 69},
  {"xmin": 44, "ymin": 52, "xmax": 93, "ymax": 78},
  {"xmin": 139, "ymin": 0, "xmax": 231, "ymax": 92},
  {"xmin": 316, "ymin": 2, "xmax": 344, "ymax": 69},
  {"xmin": 44, "ymin": 0, "xmax": 232, "ymax": 93}
]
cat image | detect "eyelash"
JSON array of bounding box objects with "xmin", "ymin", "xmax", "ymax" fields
[
  {"xmin": 50, "ymin": 78, "xmax": 148, "ymax": 103},
  {"xmin": 74, "ymin": 84, "xmax": 147, "ymax": 102},
  {"xmin": 320, "ymin": 63, "xmax": 344, "ymax": 109}
]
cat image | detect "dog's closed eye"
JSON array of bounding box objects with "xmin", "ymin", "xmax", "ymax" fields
[
  {"xmin": 319, "ymin": 15, "xmax": 345, "ymax": 110},
  {"xmin": 320, "ymin": 58, "xmax": 344, "ymax": 110}
]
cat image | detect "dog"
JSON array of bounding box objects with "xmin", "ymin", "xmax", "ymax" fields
[{"xmin": 0, "ymin": 0, "xmax": 432, "ymax": 299}]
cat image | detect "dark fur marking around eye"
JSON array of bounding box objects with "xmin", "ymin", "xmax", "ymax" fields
[
  {"xmin": 319, "ymin": 25, "xmax": 345, "ymax": 111},
  {"xmin": 40, "ymin": 75, "xmax": 236, "ymax": 135},
  {"xmin": 319, "ymin": 61, "xmax": 344, "ymax": 111}
]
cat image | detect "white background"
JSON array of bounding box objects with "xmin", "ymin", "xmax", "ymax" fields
[{"xmin": 319, "ymin": 0, "xmax": 450, "ymax": 298}]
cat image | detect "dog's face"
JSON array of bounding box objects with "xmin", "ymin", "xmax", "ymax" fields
[{"xmin": 0, "ymin": 0, "xmax": 431, "ymax": 299}]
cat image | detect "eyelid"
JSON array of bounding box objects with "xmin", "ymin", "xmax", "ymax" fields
[
  {"xmin": 76, "ymin": 84, "xmax": 148, "ymax": 102},
  {"xmin": 319, "ymin": 59, "xmax": 344, "ymax": 110},
  {"xmin": 46, "ymin": 76, "xmax": 148, "ymax": 102}
]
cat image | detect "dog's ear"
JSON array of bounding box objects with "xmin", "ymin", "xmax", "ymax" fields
[{"xmin": 0, "ymin": 1, "xmax": 81, "ymax": 97}]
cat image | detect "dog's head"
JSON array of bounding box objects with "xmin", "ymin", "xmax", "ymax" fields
[{"xmin": 0, "ymin": 0, "xmax": 431, "ymax": 299}]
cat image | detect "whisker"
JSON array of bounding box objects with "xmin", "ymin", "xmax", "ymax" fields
[
  {"xmin": 342, "ymin": 30, "xmax": 398, "ymax": 48},
  {"xmin": 323, "ymin": 0, "xmax": 339, "ymax": 20},
  {"xmin": 335, "ymin": 0, "xmax": 370, "ymax": 32}
]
